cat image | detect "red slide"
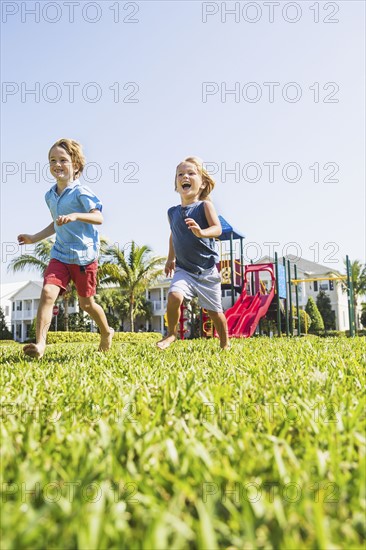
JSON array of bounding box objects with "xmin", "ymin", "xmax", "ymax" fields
[{"xmin": 225, "ymin": 264, "xmax": 276, "ymax": 338}]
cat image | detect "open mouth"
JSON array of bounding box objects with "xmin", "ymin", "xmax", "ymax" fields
[{"xmin": 182, "ymin": 183, "xmax": 191, "ymax": 190}]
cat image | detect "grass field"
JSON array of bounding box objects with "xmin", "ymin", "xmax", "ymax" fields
[{"xmin": 1, "ymin": 337, "xmax": 365, "ymax": 549}]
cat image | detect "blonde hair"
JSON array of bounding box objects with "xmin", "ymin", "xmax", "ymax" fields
[
  {"xmin": 175, "ymin": 156, "xmax": 215, "ymax": 200},
  {"xmin": 48, "ymin": 138, "xmax": 86, "ymax": 179}
]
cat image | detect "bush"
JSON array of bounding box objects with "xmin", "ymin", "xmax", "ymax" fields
[
  {"xmin": 305, "ymin": 297, "xmax": 324, "ymax": 334},
  {"xmin": 0, "ymin": 307, "xmax": 12, "ymax": 340},
  {"xmin": 46, "ymin": 331, "xmax": 162, "ymax": 344},
  {"xmin": 350, "ymin": 329, "xmax": 366, "ymax": 337},
  {"xmin": 291, "ymin": 306, "xmax": 312, "ymax": 334},
  {"xmin": 318, "ymin": 330, "xmax": 346, "ymax": 338},
  {"xmin": 0, "ymin": 340, "xmax": 18, "ymax": 345}
]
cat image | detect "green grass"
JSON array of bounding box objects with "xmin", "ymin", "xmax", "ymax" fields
[{"xmin": 1, "ymin": 337, "xmax": 365, "ymax": 549}]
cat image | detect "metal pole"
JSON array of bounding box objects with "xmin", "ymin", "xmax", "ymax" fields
[
  {"xmin": 346, "ymin": 255, "xmax": 355, "ymax": 337},
  {"xmin": 294, "ymin": 264, "xmax": 301, "ymax": 336},
  {"xmin": 240, "ymin": 237, "xmax": 244, "ymax": 289},
  {"xmin": 275, "ymin": 252, "xmax": 281, "ymax": 337},
  {"xmin": 230, "ymin": 232, "xmax": 235, "ymax": 306},
  {"xmin": 250, "ymin": 259, "xmax": 254, "ymax": 297},
  {"xmin": 283, "ymin": 257, "xmax": 289, "ymax": 336},
  {"xmin": 287, "ymin": 260, "xmax": 293, "ymax": 336}
]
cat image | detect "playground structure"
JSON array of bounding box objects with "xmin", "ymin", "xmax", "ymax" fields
[
  {"xmin": 178, "ymin": 215, "xmax": 357, "ymax": 339},
  {"xmin": 224, "ymin": 263, "xmax": 275, "ymax": 338}
]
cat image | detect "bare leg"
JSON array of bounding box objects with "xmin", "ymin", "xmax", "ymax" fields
[
  {"xmin": 207, "ymin": 310, "xmax": 230, "ymax": 349},
  {"xmin": 23, "ymin": 284, "xmax": 60, "ymax": 358},
  {"xmin": 156, "ymin": 292, "xmax": 184, "ymax": 350},
  {"xmin": 78, "ymin": 296, "xmax": 114, "ymax": 351}
]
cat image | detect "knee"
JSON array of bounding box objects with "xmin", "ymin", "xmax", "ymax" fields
[
  {"xmin": 42, "ymin": 285, "xmax": 59, "ymax": 303},
  {"xmin": 79, "ymin": 297, "xmax": 94, "ymax": 312},
  {"xmin": 206, "ymin": 310, "xmax": 221, "ymax": 321}
]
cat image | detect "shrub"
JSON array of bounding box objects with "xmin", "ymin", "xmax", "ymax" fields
[
  {"xmin": 318, "ymin": 330, "xmax": 346, "ymax": 338},
  {"xmin": 0, "ymin": 307, "xmax": 12, "ymax": 340},
  {"xmin": 291, "ymin": 306, "xmax": 312, "ymax": 334},
  {"xmin": 46, "ymin": 331, "xmax": 162, "ymax": 344},
  {"xmin": 316, "ymin": 290, "xmax": 336, "ymax": 331},
  {"xmin": 305, "ymin": 297, "xmax": 324, "ymax": 334}
]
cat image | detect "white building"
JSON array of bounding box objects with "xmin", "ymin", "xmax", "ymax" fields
[
  {"xmin": 0, "ymin": 281, "xmax": 78, "ymax": 342},
  {"xmin": 145, "ymin": 278, "xmax": 171, "ymax": 334},
  {"xmin": 257, "ymin": 256, "xmax": 361, "ymax": 331},
  {"xmin": 1, "ymin": 281, "xmax": 43, "ymax": 341}
]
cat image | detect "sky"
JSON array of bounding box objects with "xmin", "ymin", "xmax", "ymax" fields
[{"xmin": 1, "ymin": 0, "xmax": 365, "ymax": 283}]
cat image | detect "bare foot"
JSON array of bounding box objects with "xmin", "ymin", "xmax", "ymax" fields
[
  {"xmin": 156, "ymin": 335, "xmax": 176, "ymax": 350},
  {"xmin": 220, "ymin": 343, "xmax": 231, "ymax": 351},
  {"xmin": 23, "ymin": 343, "xmax": 45, "ymax": 359},
  {"xmin": 220, "ymin": 338, "xmax": 231, "ymax": 350},
  {"xmin": 98, "ymin": 328, "xmax": 114, "ymax": 352}
]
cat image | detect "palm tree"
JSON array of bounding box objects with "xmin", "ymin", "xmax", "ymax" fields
[
  {"xmin": 7, "ymin": 238, "xmax": 75, "ymax": 331},
  {"xmin": 99, "ymin": 241, "xmax": 165, "ymax": 332},
  {"xmin": 95, "ymin": 288, "xmax": 130, "ymax": 330},
  {"xmin": 344, "ymin": 259, "xmax": 366, "ymax": 329}
]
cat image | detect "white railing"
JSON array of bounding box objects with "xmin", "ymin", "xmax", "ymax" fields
[
  {"xmin": 12, "ymin": 310, "xmax": 36, "ymax": 321},
  {"xmin": 149, "ymin": 300, "xmax": 166, "ymax": 312}
]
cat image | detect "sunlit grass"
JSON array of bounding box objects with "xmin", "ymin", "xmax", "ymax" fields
[{"xmin": 1, "ymin": 337, "xmax": 365, "ymax": 549}]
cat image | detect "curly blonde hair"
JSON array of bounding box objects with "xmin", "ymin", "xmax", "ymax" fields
[
  {"xmin": 48, "ymin": 138, "xmax": 86, "ymax": 179},
  {"xmin": 175, "ymin": 156, "xmax": 215, "ymax": 200}
]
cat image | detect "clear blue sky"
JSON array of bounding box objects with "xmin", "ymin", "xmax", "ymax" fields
[{"xmin": 1, "ymin": 1, "xmax": 365, "ymax": 282}]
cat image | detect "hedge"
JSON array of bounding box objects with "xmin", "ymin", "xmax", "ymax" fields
[{"xmin": 46, "ymin": 331, "xmax": 162, "ymax": 344}]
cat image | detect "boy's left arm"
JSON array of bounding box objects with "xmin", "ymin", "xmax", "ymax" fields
[
  {"xmin": 56, "ymin": 209, "xmax": 103, "ymax": 226},
  {"xmin": 185, "ymin": 201, "xmax": 222, "ymax": 238}
]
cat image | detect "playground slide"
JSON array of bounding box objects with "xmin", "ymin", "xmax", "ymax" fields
[{"xmin": 225, "ymin": 264, "xmax": 276, "ymax": 338}]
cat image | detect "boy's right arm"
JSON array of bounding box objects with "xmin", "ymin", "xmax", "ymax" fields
[
  {"xmin": 18, "ymin": 221, "xmax": 55, "ymax": 245},
  {"xmin": 165, "ymin": 233, "xmax": 176, "ymax": 277}
]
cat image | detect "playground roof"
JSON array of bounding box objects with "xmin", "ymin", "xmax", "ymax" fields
[{"xmin": 218, "ymin": 215, "xmax": 245, "ymax": 241}]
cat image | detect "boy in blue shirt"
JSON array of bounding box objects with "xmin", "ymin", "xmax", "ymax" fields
[{"xmin": 17, "ymin": 138, "xmax": 113, "ymax": 358}]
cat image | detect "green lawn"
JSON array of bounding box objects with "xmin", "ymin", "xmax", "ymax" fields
[{"xmin": 1, "ymin": 337, "xmax": 365, "ymax": 549}]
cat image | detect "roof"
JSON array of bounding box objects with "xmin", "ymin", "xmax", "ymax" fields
[
  {"xmin": 218, "ymin": 215, "xmax": 245, "ymax": 241},
  {"xmin": 0, "ymin": 281, "xmax": 43, "ymax": 300},
  {"xmin": 0, "ymin": 281, "xmax": 28, "ymax": 300},
  {"xmin": 257, "ymin": 256, "xmax": 342, "ymax": 276}
]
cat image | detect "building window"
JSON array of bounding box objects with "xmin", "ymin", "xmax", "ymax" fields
[
  {"xmin": 16, "ymin": 301, "xmax": 22, "ymax": 311},
  {"xmin": 12, "ymin": 302, "xmax": 15, "ymax": 311},
  {"xmin": 314, "ymin": 281, "xmax": 318, "ymax": 292},
  {"xmin": 320, "ymin": 283, "xmax": 328, "ymax": 291},
  {"xmin": 329, "ymin": 280, "xmax": 334, "ymax": 290}
]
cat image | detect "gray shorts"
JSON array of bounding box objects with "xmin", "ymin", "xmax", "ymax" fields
[{"xmin": 169, "ymin": 266, "xmax": 223, "ymax": 313}]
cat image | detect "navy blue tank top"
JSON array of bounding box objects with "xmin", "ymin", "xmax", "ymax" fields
[{"xmin": 168, "ymin": 201, "xmax": 219, "ymax": 274}]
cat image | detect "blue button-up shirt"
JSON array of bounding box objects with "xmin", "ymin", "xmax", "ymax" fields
[{"xmin": 45, "ymin": 181, "xmax": 103, "ymax": 265}]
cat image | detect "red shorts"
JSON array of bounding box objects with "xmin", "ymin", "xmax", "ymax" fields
[{"xmin": 44, "ymin": 259, "xmax": 98, "ymax": 298}]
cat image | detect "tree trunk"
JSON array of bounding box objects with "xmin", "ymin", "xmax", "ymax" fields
[
  {"xmin": 354, "ymin": 297, "xmax": 359, "ymax": 330},
  {"xmin": 129, "ymin": 295, "xmax": 134, "ymax": 332},
  {"xmin": 63, "ymin": 296, "xmax": 69, "ymax": 331}
]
